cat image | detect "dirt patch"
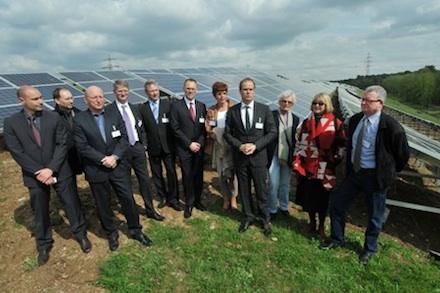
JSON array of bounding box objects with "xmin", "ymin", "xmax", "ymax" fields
[{"xmin": 0, "ymin": 149, "xmax": 439, "ymax": 292}]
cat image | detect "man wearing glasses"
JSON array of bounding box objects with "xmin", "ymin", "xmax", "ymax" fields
[{"xmin": 321, "ymin": 85, "xmax": 410, "ymax": 264}]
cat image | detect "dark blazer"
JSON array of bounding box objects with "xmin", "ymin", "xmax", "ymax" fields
[
  {"xmin": 139, "ymin": 99, "xmax": 175, "ymax": 156},
  {"xmin": 169, "ymin": 99, "xmax": 207, "ymax": 159},
  {"xmin": 106, "ymin": 102, "xmax": 147, "ymax": 148},
  {"xmin": 224, "ymin": 102, "xmax": 277, "ymax": 168},
  {"xmin": 73, "ymin": 107, "xmax": 130, "ymax": 183},
  {"xmin": 4, "ymin": 109, "xmax": 72, "ymax": 187},
  {"xmin": 53, "ymin": 105, "xmax": 83, "ymax": 174},
  {"xmin": 267, "ymin": 110, "xmax": 300, "ymax": 167},
  {"xmin": 346, "ymin": 112, "xmax": 409, "ymax": 190}
]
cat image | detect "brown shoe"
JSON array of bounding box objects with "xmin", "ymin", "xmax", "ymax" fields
[{"xmin": 302, "ymin": 222, "xmax": 316, "ymax": 233}]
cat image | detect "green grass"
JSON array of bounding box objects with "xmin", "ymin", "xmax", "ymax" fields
[
  {"xmin": 23, "ymin": 257, "xmax": 38, "ymax": 272},
  {"xmin": 97, "ymin": 204, "xmax": 440, "ymax": 293},
  {"xmin": 385, "ymin": 98, "xmax": 440, "ymax": 124}
]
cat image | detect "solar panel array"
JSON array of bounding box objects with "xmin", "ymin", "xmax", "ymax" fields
[
  {"xmin": 0, "ymin": 67, "xmax": 341, "ymax": 131},
  {"xmin": 3, "ymin": 67, "xmax": 440, "ymax": 172}
]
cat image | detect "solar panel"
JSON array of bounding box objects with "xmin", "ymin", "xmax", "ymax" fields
[
  {"xmin": 125, "ymin": 79, "xmax": 145, "ymax": 90},
  {"xmin": 149, "ymin": 69, "xmax": 171, "ymax": 74},
  {"xmin": 134, "ymin": 73, "xmax": 187, "ymax": 93},
  {"xmin": 0, "ymin": 88, "xmax": 19, "ymax": 106},
  {"xmin": 78, "ymin": 81, "xmax": 114, "ymax": 94},
  {"xmin": 195, "ymin": 91, "xmax": 215, "ymax": 106},
  {"xmin": 0, "ymin": 73, "xmax": 61, "ymax": 86},
  {"xmin": 96, "ymin": 71, "xmax": 133, "ymax": 80},
  {"xmin": 0, "ymin": 79, "xmax": 12, "ymax": 88},
  {"xmin": 59, "ymin": 71, "xmax": 106, "ymax": 82},
  {"xmin": 186, "ymin": 75, "xmax": 221, "ymax": 91}
]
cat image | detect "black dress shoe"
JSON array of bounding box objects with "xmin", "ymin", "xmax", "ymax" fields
[
  {"xmin": 78, "ymin": 236, "xmax": 92, "ymax": 253},
  {"xmin": 263, "ymin": 224, "xmax": 272, "ymax": 236},
  {"xmin": 168, "ymin": 202, "xmax": 183, "ymax": 211},
  {"xmin": 38, "ymin": 248, "xmax": 51, "ymax": 266},
  {"xmin": 184, "ymin": 206, "xmax": 193, "ymax": 218},
  {"xmin": 280, "ymin": 210, "xmax": 290, "ymax": 217},
  {"xmin": 132, "ymin": 233, "xmax": 153, "ymax": 247},
  {"xmin": 146, "ymin": 212, "xmax": 165, "ymax": 221},
  {"xmin": 238, "ymin": 220, "xmax": 253, "ymax": 233},
  {"xmin": 194, "ymin": 202, "xmax": 206, "ymax": 211},
  {"xmin": 320, "ymin": 241, "xmax": 343, "ymax": 250},
  {"xmin": 109, "ymin": 236, "xmax": 119, "ymax": 251},
  {"xmin": 270, "ymin": 212, "xmax": 277, "ymax": 221},
  {"xmin": 157, "ymin": 198, "xmax": 167, "ymax": 209},
  {"xmin": 359, "ymin": 250, "xmax": 374, "ymax": 264}
]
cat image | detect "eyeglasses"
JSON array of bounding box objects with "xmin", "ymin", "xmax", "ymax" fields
[
  {"xmin": 280, "ymin": 100, "xmax": 293, "ymax": 104},
  {"xmin": 361, "ymin": 98, "xmax": 381, "ymax": 103},
  {"xmin": 312, "ymin": 101, "xmax": 324, "ymax": 106}
]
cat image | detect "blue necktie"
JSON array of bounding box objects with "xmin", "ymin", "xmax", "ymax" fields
[
  {"xmin": 151, "ymin": 101, "xmax": 158, "ymax": 124},
  {"xmin": 94, "ymin": 114, "xmax": 106, "ymax": 143}
]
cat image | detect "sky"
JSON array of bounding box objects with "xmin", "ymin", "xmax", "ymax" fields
[{"xmin": 0, "ymin": 0, "xmax": 439, "ymax": 81}]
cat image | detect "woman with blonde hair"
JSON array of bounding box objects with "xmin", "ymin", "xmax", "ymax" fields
[{"xmin": 293, "ymin": 93, "xmax": 346, "ymax": 238}]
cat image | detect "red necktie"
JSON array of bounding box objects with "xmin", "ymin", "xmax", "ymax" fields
[
  {"xmin": 189, "ymin": 102, "xmax": 195, "ymax": 122},
  {"xmin": 30, "ymin": 115, "xmax": 41, "ymax": 147}
]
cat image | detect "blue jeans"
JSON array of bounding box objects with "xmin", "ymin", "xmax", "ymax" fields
[
  {"xmin": 329, "ymin": 169, "xmax": 387, "ymax": 253},
  {"xmin": 268, "ymin": 155, "xmax": 292, "ymax": 214}
]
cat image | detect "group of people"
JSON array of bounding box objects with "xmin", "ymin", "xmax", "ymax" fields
[{"xmin": 4, "ymin": 75, "xmax": 409, "ymax": 266}]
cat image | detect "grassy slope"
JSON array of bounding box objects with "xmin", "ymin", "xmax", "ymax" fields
[{"xmin": 97, "ymin": 203, "xmax": 440, "ymax": 292}]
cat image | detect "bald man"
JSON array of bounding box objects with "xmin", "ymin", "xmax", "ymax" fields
[
  {"xmin": 73, "ymin": 86, "xmax": 152, "ymax": 251},
  {"xmin": 4, "ymin": 85, "xmax": 90, "ymax": 266}
]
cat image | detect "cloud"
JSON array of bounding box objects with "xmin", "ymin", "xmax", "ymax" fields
[{"xmin": 0, "ymin": 0, "xmax": 438, "ymax": 80}]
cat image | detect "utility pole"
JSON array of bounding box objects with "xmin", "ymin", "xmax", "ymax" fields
[
  {"xmin": 366, "ymin": 52, "xmax": 371, "ymax": 76},
  {"xmin": 102, "ymin": 55, "xmax": 121, "ymax": 71}
]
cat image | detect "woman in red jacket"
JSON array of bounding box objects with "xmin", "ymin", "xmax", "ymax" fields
[{"xmin": 293, "ymin": 93, "xmax": 346, "ymax": 238}]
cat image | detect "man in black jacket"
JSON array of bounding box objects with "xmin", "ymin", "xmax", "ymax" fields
[
  {"xmin": 53, "ymin": 87, "xmax": 82, "ymax": 176},
  {"xmin": 321, "ymin": 85, "xmax": 410, "ymax": 264}
]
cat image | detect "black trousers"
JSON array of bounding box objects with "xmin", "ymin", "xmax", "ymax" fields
[
  {"xmin": 235, "ymin": 164, "xmax": 270, "ymax": 225},
  {"xmin": 178, "ymin": 152, "xmax": 204, "ymax": 207},
  {"xmin": 29, "ymin": 176, "xmax": 87, "ymax": 251},
  {"xmin": 127, "ymin": 142, "xmax": 155, "ymax": 214},
  {"xmin": 89, "ymin": 175, "xmax": 142, "ymax": 238},
  {"xmin": 149, "ymin": 150, "xmax": 179, "ymax": 204}
]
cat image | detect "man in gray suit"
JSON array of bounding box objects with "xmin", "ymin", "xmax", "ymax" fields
[
  {"xmin": 107, "ymin": 79, "xmax": 164, "ymax": 221},
  {"xmin": 4, "ymin": 85, "xmax": 90, "ymax": 266},
  {"xmin": 73, "ymin": 85, "xmax": 152, "ymax": 251},
  {"xmin": 224, "ymin": 78, "xmax": 277, "ymax": 236}
]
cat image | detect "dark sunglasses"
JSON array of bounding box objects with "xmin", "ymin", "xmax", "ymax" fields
[{"xmin": 312, "ymin": 101, "xmax": 324, "ymax": 106}]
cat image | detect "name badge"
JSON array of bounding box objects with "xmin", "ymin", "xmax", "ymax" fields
[
  {"xmin": 111, "ymin": 130, "xmax": 121, "ymax": 138},
  {"xmin": 362, "ymin": 140, "xmax": 371, "ymax": 148},
  {"xmin": 199, "ymin": 117, "xmax": 205, "ymax": 123},
  {"xmin": 137, "ymin": 120, "xmax": 143, "ymax": 127},
  {"xmin": 162, "ymin": 117, "xmax": 169, "ymax": 123},
  {"xmin": 255, "ymin": 122, "xmax": 264, "ymax": 129},
  {"xmin": 209, "ymin": 120, "xmax": 216, "ymax": 126}
]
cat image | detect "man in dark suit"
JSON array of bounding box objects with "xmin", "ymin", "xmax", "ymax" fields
[
  {"xmin": 53, "ymin": 87, "xmax": 83, "ymax": 184},
  {"xmin": 139, "ymin": 80, "xmax": 182, "ymax": 212},
  {"xmin": 224, "ymin": 78, "xmax": 277, "ymax": 235},
  {"xmin": 169, "ymin": 79, "xmax": 207, "ymax": 218},
  {"xmin": 4, "ymin": 85, "xmax": 90, "ymax": 266},
  {"xmin": 107, "ymin": 80, "xmax": 165, "ymax": 221},
  {"xmin": 73, "ymin": 85, "xmax": 152, "ymax": 251}
]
